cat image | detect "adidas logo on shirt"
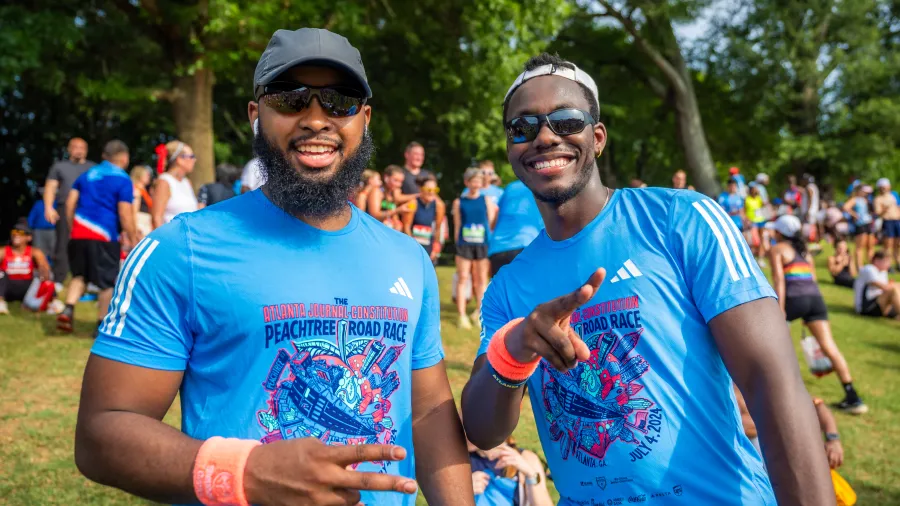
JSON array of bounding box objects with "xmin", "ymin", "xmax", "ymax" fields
[
  {"xmin": 389, "ymin": 277, "xmax": 414, "ymax": 300},
  {"xmin": 610, "ymin": 259, "xmax": 643, "ymax": 284}
]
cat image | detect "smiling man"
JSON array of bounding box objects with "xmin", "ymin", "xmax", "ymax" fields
[
  {"xmin": 75, "ymin": 28, "xmax": 473, "ymax": 506},
  {"xmin": 461, "ymin": 53, "xmax": 835, "ymax": 505}
]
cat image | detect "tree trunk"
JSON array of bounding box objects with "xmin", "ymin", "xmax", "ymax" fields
[
  {"xmin": 171, "ymin": 67, "xmax": 215, "ymax": 190},
  {"xmin": 672, "ymin": 87, "xmax": 719, "ymax": 196}
]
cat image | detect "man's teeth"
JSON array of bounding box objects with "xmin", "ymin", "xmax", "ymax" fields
[
  {"xmin": 297, "ymin": 145, "xmax": 335, "ymax": 153},
  {"xmin": 533, "ymin": 158, "xmax": 570, "ymax": 169}
]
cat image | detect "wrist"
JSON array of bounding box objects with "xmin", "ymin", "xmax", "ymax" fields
[
  {"xmin": 503, "ymin": 321, "xmax": 535, "ymax": 364},
  {"xmin": 242, "ymin": 445, "xmax": 266, "ymax": 505}
]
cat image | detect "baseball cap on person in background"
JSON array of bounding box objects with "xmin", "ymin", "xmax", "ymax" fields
[
  {"xmin": 253, "ymin": 28, "xmax": 372, "ymax": 99},
  {"xmin": 862, "ymin": 185, "xmax": 873, "ymax": 194},
  {"xmin": 766, "ymin": 214, "xmax": 802, "ymax": 238},
  {"xmin": 876, "ymin": 178, "xmax": 890, "ymax": 189},
  {"xmin": 12, "ymin": 220, "xmax": 32, "ymax": 235},
  {"xmin": 755, "ymin": 173, "xmax": 769, "ymax": 184},
  {"xmin": 729, "ymin": 167, "xmax": 740, "ymax": 175}
]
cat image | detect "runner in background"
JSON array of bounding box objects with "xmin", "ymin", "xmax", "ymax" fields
[
  {"xmin": 767, "ymin": 215, "xmax": 866, "ymax": 413},
  {"xmin": 803, "ymin": 174, "xmax": 821, "ymax": 251},
  {"xmin": 784, "ymin": 175, "xmax": 805, "ymax": 214},
  {"xmin": 671, "ymin": 169, "xmax": 694, "ymax": 190},
  {"xmin": 241, "ymin": 156, "xmax": 265, "ymax": 193},
  {"xmin": 369, "ymin": 164, "xmax": 408, "ymax": 231},
  {"xmin": 355, "ymin": 169, "xmax": 382, "ymax": 211},
  {"xmin": 403, "ymin": 173, "xmax": 445, "ymax": 265},
  {"xmin": 729, "ymin": 166, "xmax": 747, "ymax": 197},
  {"xmin": 463, "ymin": 160, "xmax": 504, "ymax": 205},
  {"xmin": 151, "ymin": 140, "xmax": 198, "ymax": 229},
  {"xmin": 27, "ymin": 187, "xmax": 57, "ymax": 262},
  {"xmin": 43, "ymin": 137, "xmax": 96, "ymax": 291},
  {"xmin": 744, "ymin": 183, "xmax": 768, "ymax": 266},
  {"xmin": 854, "ymin": 251, "xmax": 900, "ymax": 321},
  {"xmin": 874, "ymin": 178, "xmax": 900, "ymax": 270},
  {"xmin": 462, "ymin": 52, "xmax": 834, "ymax": 506},
  {"xmin": 487, "ymin": 180, "xmax": 542, "ymax": 277},
  {"xmin": 129, "ymin": 165, "xmax": 153, "ymax": 240},
  {"xmin": 0, "ymin": 222, "xmax": 53, "ymax": 315},
  {"xmin": 754, "ymin": 173, "xmax": 770, "ymax": 204},
  {"xmin": 57, "ymin": 140, "xmax": 136, "ymax": 335},
  {"xmin": 453, "ymin": 167, "xmax": 497, "ymax": 330},
  {"xmin": 717, "ymin": 178, "xmax": 746, "ymax": 234},
  {"xmin": 844, "ymin": 184, "xmax": 875, "ymax": 273},
  {"xmin": 197, "ymin": 163, "xmax": 240, "ymax": 209}
]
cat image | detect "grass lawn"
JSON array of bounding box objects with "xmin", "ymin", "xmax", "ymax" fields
[{"xmin": 1, "ymin": 254, "xmax": 898, "ymax": 505}]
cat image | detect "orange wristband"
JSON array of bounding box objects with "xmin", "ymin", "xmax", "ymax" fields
[
  {"xmin": 486, "ymin": 317, "xmax": 540, "ymax": 382},
  {"xmin": 193, "ymin": 437, "xmax": 261, "ymax": 506}
]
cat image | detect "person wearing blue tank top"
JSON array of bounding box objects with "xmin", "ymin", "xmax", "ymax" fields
[
  {"xmin": 74, "ymin": 28, "xmax": 474, "ymax": 506},
  {"xmin": 462, "ymin": 52, "xmax": 835, "ymax": 506},
  {"xmin": 843, "ymin": 185, "xmax": 875, "ymax": 274},
  {"xmin": 453, "ymin": 167, "xmax": 498, "ymax": 330},
  {"xmin": 402, "ymin": 173, "xmax": 446, "ymax": 264}
]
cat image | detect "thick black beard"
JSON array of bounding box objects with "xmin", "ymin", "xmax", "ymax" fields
[
  {"xmin": 532, "ymin": 157, "xmax": 597, "ymax": 205},
  {"xmin": 254, "ymin": 124, "xmax": 375, "ymax": 218}
]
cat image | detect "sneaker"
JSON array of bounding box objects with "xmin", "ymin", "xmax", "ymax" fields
[
  {"xmin": 0, "ymin": 300, "xmax": 8, "ymax": 315},
  {"xmin": 46, "ymin": 299, "xmax": 65, "ymax": 315},
  {"xmin": 80, "ymin": 293, "xmax": 97, "ymax": 303},
  {"xmin": 837, "ymin": 398, "xmax": 868, "ymax": 415},
  {"xmin": 458, "ymin": 314, "xmax": 473, "ymax": 330},
  {"xmin": 56, "ymin": 311, "xmax": 74, "ymax": 333}
]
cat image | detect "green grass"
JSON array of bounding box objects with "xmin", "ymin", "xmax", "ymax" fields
[{"xmin": 1, "ymin": 256, "xmax": 898, "ymax": 505}]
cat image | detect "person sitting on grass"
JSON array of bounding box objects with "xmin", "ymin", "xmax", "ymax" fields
[
  {"xmin": 828, "ymin": 238, "xmax": 856, "ymax": 288},
  {"xmin": 734, "ymin": 385, "xmax": 845, "ymax": 470},
  {"xmin": 854, "ymin": 251, "xmax": 900, "ymax": 321},
  {"xmin": 469, "ymin": 436, "xmax": 553, "ymax": 506},
  {"xmin": 0, "ymin": 222, "xmax": 53, "ymax": 315}
]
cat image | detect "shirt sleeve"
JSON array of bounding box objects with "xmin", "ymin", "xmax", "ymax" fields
[
  {"xmin": 475, "ymin": 274, "xmax": 510, "ymax": 359},
  {"xmin": 47, "ymin": 162, "xmax": 62, "ymax": 182},
  {"xmin": 117, "ymin": 178, "xmax": 134, "ymax": 203},
  {"xmin": 667, "ymin": 192, "xmax": 776, "ymax": 323},
  {"xmin": 411, "ymin": 245, "xmax": 444, "ymax": 370},
  {"xmin": 91, "ymin": 218, "xmax": 194, "ymax": 371}
]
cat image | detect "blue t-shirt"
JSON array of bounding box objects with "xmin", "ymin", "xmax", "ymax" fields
[
  {"xmin": 91, "ymin": 190, "xmax": 445, "ymax": 506},
  {"xmin": 717, "ymin": 192, "xmax": 745, "ymax": 229},
  {"xmin": 70, "ymin": 161, "xmax": 133, "ymax": 242},
  {"xmin": 488, "ymin": 181, "xmax": 543, "ymax": 257},
  {"xmin": 27, "ymin": 201, "xmax": 55, "ymax": 230},
  {"xmin": 477, "ymin": 188, "xmax": 776, "ymax": 506}
]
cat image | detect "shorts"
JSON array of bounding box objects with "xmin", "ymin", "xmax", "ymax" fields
[
  {"xmin": 784, "ymin": 295, "xmax": 828, "ymax": 323},
  {"xmin": 859, "ymin": 294, "xmax": 896, "ymax": 318},
  {"xmin": 754, "ymin": 222, "xmax": 767, "ymax": 229},
  {"xmin": 456, "ymin": 244, "xmax": 488, "ymax": 261},
  {"xmin": 0, "ymin": 274, "xmax": 32, "ymax": 302},
  {"xmin": 68, "ymin": 239, "xmax": 121, "ymax": 290},
  {"xmin": 833, "ymin": 271, "xmax": 855, "ymax": 288},
  {"xmin": 852, "ymin": 222, "xmax": 873, "ymax": 236},
  {"xmin": 884, "ymin": 220, "xmax": 900, "ymax": 239},
  {"xmin": 489, "ymin": 249, "xmax": 524, "ymax": 276}
]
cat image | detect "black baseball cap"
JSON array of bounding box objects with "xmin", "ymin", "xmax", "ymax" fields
[
  {"xmin": 254, "ymin": 28, "xmax": 371, "ymax": 100},
  {"xmin": 12, "ymin": 221, "xmax": 31, "ymax": 234}
]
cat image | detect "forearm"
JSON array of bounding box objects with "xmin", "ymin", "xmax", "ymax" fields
[
  {"xmin": 815, "ymin": 403, "xmax": 838, "ymax": 434},
  {"xmin": 413, "ymin": 405, "xmax": 474, "ymax": 506},
  {"xmin": 44, "ymin": 182, "xmax": 57, "ymax": 209},
  {"xmin": 744, "ymin": 364, "xmax": 834, "ymax": 505},
  {"xmin": 75, "ymin": 411, "xmax": 202, "ymax": 503},
  {"xmin": 461, "ymin": 358, "xmax": 525, "ymax": 449}
]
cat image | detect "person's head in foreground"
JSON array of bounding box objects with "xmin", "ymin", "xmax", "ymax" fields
[
  {"xmin": 463, "ymin": 167, "xmax": 484, "ymax": 195},
  {"xmin": 462, "ymin": 51, "xmax": 837, "ymax": 506},
  {"xmin": 249, "ymin": 29, "xmax": 374, "ymax": 219},
  {"xmin": 102, "ymin": 140, "xmax": 130, "ymax": 169},
  {"xmin": 404, "ymin": 141, "xmax": 424, "ymax": 171},
  {"xmin": 672, "ymin": 169, "xmax": 687, "ymax": 189},
  {"xmin": 417, "ymin": 173, "xmax": 439, "ymax": 204},
  {"xmin": 78, "ymin": 27, "xmax": 472, "ymax": 506},
  {"xmin": 162, "ymin": 140, "xmax": 195, "ymax": 175}
]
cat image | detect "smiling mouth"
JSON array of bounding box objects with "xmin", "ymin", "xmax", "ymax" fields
[{"xmin": 293, "ymin": 143, "xmax": 339, "ymax": 169}]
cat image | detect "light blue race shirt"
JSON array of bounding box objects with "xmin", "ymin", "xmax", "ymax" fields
[
  {"xmin": 488, "ymin": 181, "xmax": 544, "ymax": 257},
  {"xmin": 92, "ymin": 190, "xmax": 444, "ymax": 506},
  {"xmin": 478, "ymin": 188, "xmax": 776, "ymax": 506}
]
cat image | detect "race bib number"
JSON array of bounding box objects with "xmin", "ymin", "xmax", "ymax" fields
[
  {"xmin": 412, "ymin": 224, "xmax": 433, "ymax": 246},
  {"xmin": 462, "ymin": 224, "xmax": 486, "ymax": 244}
]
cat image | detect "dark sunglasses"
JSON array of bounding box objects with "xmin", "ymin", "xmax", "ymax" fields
[
  {"xmin": 259, "ymin": 83, "xmax": 367, "ymax": 118},
  {"xmin": 505, "ymin": 108, "xmax": 596, "ymax": 144}
]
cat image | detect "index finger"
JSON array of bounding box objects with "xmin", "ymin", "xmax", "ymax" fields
[
  {"xmin": 328, "ymin": 444, "xmax": 407, "ymax": 467},
  {"xmin": 333, "ymin": 468, "xmax": 419, "ymax": 494},
  {"xmin": 548, "ymin": 268, "xmax": 606, "ymax": 320}
]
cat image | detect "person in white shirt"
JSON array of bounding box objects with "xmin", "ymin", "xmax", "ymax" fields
[
  {"xmin": 151, "ymin": 140, "xmax": 199, "ymax": 229},
  {"xmin": 241, "ymin": 157, "xmax": 265, "ymax": 193},
  {"xmin": 854, "ymin": 252, "xmax": 900, "ymax": 320}
]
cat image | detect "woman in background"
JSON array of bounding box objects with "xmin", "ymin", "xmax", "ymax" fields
[
  {"xmin": 453, "ymin": 167, "xmax": 497, "ymax": 329},
  {"xmin": 355, "ymin": 169, "xmax": 382, "ymax": 211},
  {"xmin": 151, "ymin": 140, "xmax": 198, "ymax": 229},
  {"xmin": 843, "ymin": 185, "xmax": 874, "ymax": 272},
  {"xmin": 768, "ymin": 214, "xmax": 866, "ymax": 414},
  {"xmin": 403, "ymin": 173, "xmax": 445, "ymax": 264},
  {"xmin": 827, "ymin": 238, "xmax": 856, "ymax": 288},
  {"xmin": 368, "ymin": 165, "xmax": 409, "ymax": 231},
  {"xmin": 129, "ymin": 165, "xmax": 153, "ymax": 240}
]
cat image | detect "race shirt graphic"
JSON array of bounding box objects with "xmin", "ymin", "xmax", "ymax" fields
[{"xmin": 478, "ymin": 188, "xmax": 777, "ymax": 505}]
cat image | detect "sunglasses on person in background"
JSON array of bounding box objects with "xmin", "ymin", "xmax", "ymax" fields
[
  {"xmin": 11, "ymin": 230, "xmax": 29, "ymax": 237},
  {"xmin": 421, "ymin": 187, "xmax": 440, "ymax": 194},
  {"xmin": 505, "ymin": 108, "xmax": 596, "ymax": 144},
  {"xmin": 258, "ymin": 83, "xmax": 367, "ymax": 118},
  {"xmin": 179, "ymin": 154, "xmax": 196, "ymax": 160}
]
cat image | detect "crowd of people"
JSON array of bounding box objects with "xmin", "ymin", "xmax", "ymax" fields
[{"xmin": 3, "ymin": 26, "xmax": 895, "ymax": 506}]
